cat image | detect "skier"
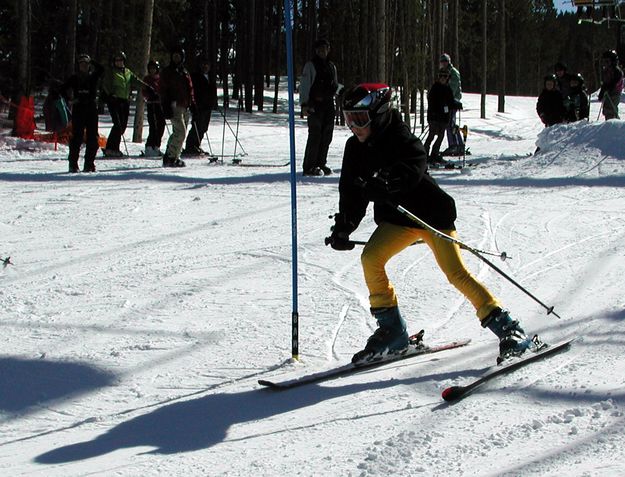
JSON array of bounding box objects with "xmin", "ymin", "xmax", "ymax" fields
[
  {"xmin": 598, "ymin": 49, "xmax": 624, "ymax": 120},
  {"xmin": 554, "ymin": 62, "xmax": 572, "ymax": 99},
  {"xmin": 536, "ymin": 75, "xmax": 566, "ymax": 127},
  {"xmin": 101, "ymin": 51, "xmax": 139, "ymax": 157},
  {"xmin": 327, "ymin": 83, "xmax": 537, "ymax": 364},
  {"xmin": 423, "ymin": 69, "xmax": 456, "ymax": 165},
  {"xmin": 299, "ymin": 39, "xmax": 340, "ymax": 176},
  {"xmin": 566, "ymin": 73, "xmax": 590, "ymax": 122},
  {"xmin": 142, "ymin": 59, "xmax": 166, "ymax": 157},
  {"xmin": 183, "ymin": 57, "xmax": 217, "ymax": 156},
  {"xmin": 60, "ymin": 54, "xmax": 104, "ymax": 172},
  {"xmin": 159, "ymin": 46, "xmax": 195, "ymax": 167},
  {"xmin": 438, "ymin": 54, "xmax": 464, "ymax": 156}
]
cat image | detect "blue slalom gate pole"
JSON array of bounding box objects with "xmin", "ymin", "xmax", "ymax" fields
[{"xmin": 284, "ymin": 0, "xmax": 299, "ymax": 360}]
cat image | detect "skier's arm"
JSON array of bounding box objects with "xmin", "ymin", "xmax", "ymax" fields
[{"xmin": 299, "ymin": 61, "xmax": 315, "ymax": 106}]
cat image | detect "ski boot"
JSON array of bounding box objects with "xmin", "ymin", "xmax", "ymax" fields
[
  {"xmin": 482, "ymin": 307, "xmax": 543, "ymax": 363},
  {"xmin": 352, "ymin": 306, "xmax": 410, "ymax": 365},
  {"xmin": 162, "ymin": 154, "xmax": 186, "ymax": 168},
  {"xmin": 83, "ymin": 160, "xmax": 96, "ymax": 173}
]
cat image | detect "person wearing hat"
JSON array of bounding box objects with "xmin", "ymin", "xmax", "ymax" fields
[
  {"xmin": 423, "ymin": 69, "xmax": 456, "ymax": 165},
  {"xmin": 183, "ymin": 57, "xmax": 217, "ymax": 156},
  {"xmin": 142, "ymin": 59, "xmax": 166, "ymax": 157},
  {"xmin": 101, "ymin": 51, "xmax": 139, "ymax": 157},
  {"xmin": 60, "ymin": 54, "xmax": 104, "ymax": 172},
  {"xmin": 598, "ymin": 50, "xmax": 623, "ymax": 120},
  {"xmin": 554, "ymin": 62, "xmax": 572, "ymax": 99},
  {"xmin": 438, "ymin": 53, "xmax": 464, "ymax": 156},
  {"xmin": 566, "ymin": 73, "xmax": 589, "ymax": 122},
  {"xmin": 159, "ymin": 46, "xmax": 195, "ymax": 167},
  {"xmin": 536, "ymin": 74, "xmax": 566, "ymax": 127},
  {"xmin": 299, "ymin": 39, "xmax": 340, "ymax": 176}
]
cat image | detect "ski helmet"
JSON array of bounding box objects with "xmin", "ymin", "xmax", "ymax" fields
[
  {"xmin": 342, "ymin": 83, "xmax": 392, "ymax": 130},
  {"xmin": 170, "ymin": 46, "xmax": 186, "ymax": 63},
  {"xmin": 77, "ymin": 53, "xmax": 91, "ymax": 64},
  {"xmin": 602, "ymin": 49, "xmax": 618, "ymax": 64},
  {"xmin": 571, "ymin": 73, "xmax": 585, "ymax": 85},
  {"xmin": 113, "ymin": 51, "xmax": 127, "ymax": 62},
  {"xmin": 147, "ymin": 59, "xmax": 160, "ymax": 71},
  {"xmin": 544, "ymin": 74, "xmax": 557, "ymax": 84},
  {"xmin": 440, "ymin": 53, "xmax": 451, "ymax": 64},
  {"xmin": 554, "ymin": 61, "xmax": 567, "ymax": 72}
]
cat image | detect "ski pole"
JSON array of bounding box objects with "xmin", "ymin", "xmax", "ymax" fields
[
  {"xmin": 217, "ymin": 107, "xmax": 247, "ymax": 155},
  {"xmin": 392, "ymin": 202, "xmax": 561, "ymax": 319},
  {"xmin": 324, "ymin": 237, "xmax": 424, "ymax": 247}
]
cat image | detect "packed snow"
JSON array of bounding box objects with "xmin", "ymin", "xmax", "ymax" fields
[{"xmin": 1, "ymin": 87, "xmax": 624, "ymax": 477}]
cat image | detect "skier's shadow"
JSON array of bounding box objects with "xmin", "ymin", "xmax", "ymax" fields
[{"xmin": 35, "ymin": 367, "xmax": 481, "ymax": 463}]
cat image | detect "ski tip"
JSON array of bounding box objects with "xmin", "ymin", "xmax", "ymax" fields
[{"xmin": 441, "ymin": 385, "xmax": 465, "ymax": 402}]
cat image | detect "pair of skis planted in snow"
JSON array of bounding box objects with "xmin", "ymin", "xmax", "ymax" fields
[{"xmin": 258, "ymin": 332, "xmax": 573, "ymax": 402}]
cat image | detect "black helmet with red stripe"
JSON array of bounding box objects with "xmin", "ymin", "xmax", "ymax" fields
[{"xmin": 342, "ymin": 83, "xmax": 392, "ymax": 131}]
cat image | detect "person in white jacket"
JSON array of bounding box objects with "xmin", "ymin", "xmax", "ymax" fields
[{"xmin": 299, "ymin": 39, "xmax": 339, "ymax": 176}]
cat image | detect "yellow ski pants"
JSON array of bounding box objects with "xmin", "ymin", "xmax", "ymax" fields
[{"xmin": 361, "ymin": 222, "xmax": 501, "ymax": 321}]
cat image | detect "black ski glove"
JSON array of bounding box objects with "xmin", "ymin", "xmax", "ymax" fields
[{"xmin": 326, "ymin": 230, "xmax": 354, "ymax": 251}]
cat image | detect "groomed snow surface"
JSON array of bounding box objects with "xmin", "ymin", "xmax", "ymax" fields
[{"xmin": 1, "ymin": 90, "xmax": 624, "ymax": 476}]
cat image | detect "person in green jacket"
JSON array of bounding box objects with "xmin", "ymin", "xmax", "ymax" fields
[{"xmin": 101, "ymin": 51, "xmax": 139, "ymax": 157}]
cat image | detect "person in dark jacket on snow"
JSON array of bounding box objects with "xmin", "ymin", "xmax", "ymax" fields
[
  {"xmin": 61, "ymin": 54, "xmax": 104, "ymax": 172},
  {"xmin": 598, "ymin": 49, "xmax": 624, "ymax": 120},
  {"xmin": 299, "ymin": 39, "xmax": 340, "ymax": 176},
  {"xmin": 566, "ymin": 73, "xmax": 590, "ymax": 122},
  {"xmin": 536, "ymin": 75, "xmax": 566, "ymax": 127},
  {"xmin": 183, "ymin": 57, "xmax": 217, "ymax": 156},
  {"xmin": 142, "ymin": 59, "xmax": 166, "ymax": 157},
  {"xmin": 423, "ymin": 69, "xmax": 456, "ymax": 165},
  {"xmin": 160, "ymin": 46, "xmax": 195, "ymax": 167},
  {"xmin": 326, "ymin": 83, "xmax": 539, "ymax": 364}
]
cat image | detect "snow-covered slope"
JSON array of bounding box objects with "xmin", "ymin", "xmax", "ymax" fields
[{"xmin": 1, "ymin": 90, "xmax": 624, "ymax": 476}]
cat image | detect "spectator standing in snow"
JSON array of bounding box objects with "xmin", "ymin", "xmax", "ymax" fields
[
  {"xmin": 554, "ymin": 62, "xmax": 572, "ymax": 100},
  {"xmin": 598, "ymin": 49, "xmax": 624, "ymax": 120},
  {"xmin": 160, "ymin": 46, "xmax": 195, "ymax": 167},
  {"xmin": 299, "ymin": 39, "xmax": 340, "ymax": 176},
  {"xmin": 142, "ymin": 59, "xmax": 166, "ymax": 157},
  {"xmin": 438, "ymin": 53, "xmax": 464, "ymax": 156},
  {"xmin": 101, "ymin": 51, "xmax": 139, "ymax": 157},
  {"xmin": 61, "ymin": 54, "xmax": 104, "ymax": 172},
  {"xmin": 536, "ymin": 75, "xmax": 566, "ymax": 127},
  {"xmin": 423, "ymin": 69, "xmax": 456, "ymax": 165},
  {"xmin": 328, "ymin": 83, "xmax": 538, "ymax": 365},
  {"xmin": 566, "ymin": 73, "xmax": 590, "ymax": 122},
  {"xmin": 183, "ymin": 57, "xmax": 217, "ymax": 156}
]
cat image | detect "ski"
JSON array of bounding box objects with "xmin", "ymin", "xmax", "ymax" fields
[
  {"xmin": 258, "ymin": 332, "xmax": 470, "ymax": 390},
  {"xmin": 441, "ymin": 338, "xmax": 574, "ymax": 402}
]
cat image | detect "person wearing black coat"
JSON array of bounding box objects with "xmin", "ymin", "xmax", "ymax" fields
[
  {"xmin": 536, "ymin": 75, "xmax": 566, "ymax": 127},
  {"xmin": 424, "ymin": 70, "xmax": 456, "ymax": 164},
  {"xmin": 327, "ymin": 83, "xmax": 536, "ymax": 364},
  {"xmin": 183, "ymin": 58, "xmax": 217, "ymax": 156},
  {"xmin": 61, "ymin": 54, "xmax": 104, "ymax": 172},
  {"xmin": 567, "ymin": 73, "xmax": 590, "ymax": 122}
]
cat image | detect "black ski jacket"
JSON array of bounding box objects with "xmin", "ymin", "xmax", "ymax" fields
[
  {"xmin": 336, "ymin": 110, "xmax": 457, "ymax": 234},
  {"xmin": 427, "ymin": 82, "xmax": 456, "ymax": 124},
  {"xmin": 536, "ymin": 89, "xmax": 566, "ymax": 126}
]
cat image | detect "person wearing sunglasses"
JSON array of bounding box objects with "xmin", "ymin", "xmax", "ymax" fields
[{"xmin": 327, "ymin": 83, "xmax": 537, "ymax": 364}]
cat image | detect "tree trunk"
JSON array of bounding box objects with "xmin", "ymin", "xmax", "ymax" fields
[
  {"xmin": 481, "ymin": 0, "xmax": 487, "ymax": 119},
  {"xmin": 66, "ymin": 0, "xmax": 77, "ymax": 78},
  {"xmin": 378, "ymin": 0, "xmax": 386, "ymax": 81},
  {"xmin": 132, "ymin": 0, "xmax": 155, "ymax": 143},
  {"xmin": 17, "ymin": 0, "xmax": 31, "ymax": 97},
  {"xmin": 498, "ymin": 0, "xmax": 506, "ymax": 113}
]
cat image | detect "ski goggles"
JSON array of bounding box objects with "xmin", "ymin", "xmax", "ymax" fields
[{"xmin": 343, "ymin": 110, "xmax": 372, "ymax": 129}]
